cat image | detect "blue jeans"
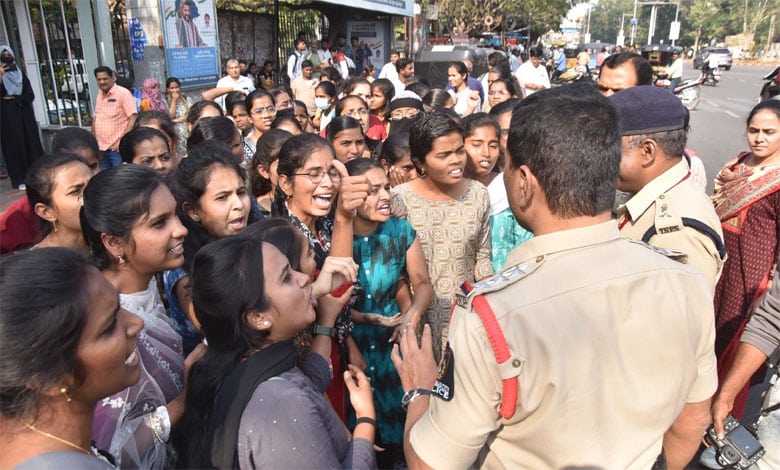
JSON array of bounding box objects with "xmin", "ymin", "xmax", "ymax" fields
[{"xmin": 100, "ymin": 150, "xmax": 122, "ymax": 170}]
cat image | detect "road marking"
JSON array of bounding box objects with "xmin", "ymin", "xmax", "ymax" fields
[{"xmin": 725, "ymin": 110, "xmax": 740, "ymax": 118}]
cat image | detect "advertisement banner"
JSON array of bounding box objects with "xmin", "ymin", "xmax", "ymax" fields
[
  {"xmin": 347, "ymin": 21, "xmax": 389, "ymax": 72},
  {"xmin": 160, "ymin": 0, "xmax": 219, "ymax": 88},
  {"xmin": 318, "ymin": 0, "xmax": 413, "ymax": 17}
]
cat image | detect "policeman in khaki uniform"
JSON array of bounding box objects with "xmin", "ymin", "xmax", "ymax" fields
[
  {"xmin": 391, "ymin": 86, "xmax": 718, "ymax": 469},
  {"xmin": 611, "ymin": 85, "xmax": 725, "ymax": 291}
]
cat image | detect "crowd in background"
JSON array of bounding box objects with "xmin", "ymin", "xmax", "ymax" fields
[{"xmin": 1, "ymin": 34, "xmax": 779, "ymax": 469}]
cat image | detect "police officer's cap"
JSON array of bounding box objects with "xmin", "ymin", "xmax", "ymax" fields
[{"xmin": 610, "ymin": 85, "xmax": 687, "ymax": 136}]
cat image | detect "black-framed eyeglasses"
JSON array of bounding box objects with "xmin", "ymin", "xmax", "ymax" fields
[
  {"xmin": 252, "ymin": 105, "xmax": 277, "ymax": 115},
  {"xmin": 293, "ymin": 167, "xmax": 341, "ymax": 184}
]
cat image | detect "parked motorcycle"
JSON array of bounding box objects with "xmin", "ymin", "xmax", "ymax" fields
[
  {"xmin": 759, "ymin": 65, "xmax": 780, "ymax": 101},
  {"xmin": 654, "ymin": 76, "xmax": 703, "ymax": 111}
]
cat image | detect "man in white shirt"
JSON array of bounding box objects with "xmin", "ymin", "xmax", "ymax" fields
[
  {"xmin": 514, "ymin": 46, "xmax": 550, "ymax": 96},
  {"xmin": 379, "ymin": 50, "xmax": 400, "ymax": 82},
  {"xmin": 287, "ymin": 38, "xmax": 307, "ymax": 83},
  {"xmin": 666, "ymin": 51, "xmax": 684, "ymax": 90},
  {"xmin": 215, "ymin": 58, "xmax": 255, "ymax": 110}
]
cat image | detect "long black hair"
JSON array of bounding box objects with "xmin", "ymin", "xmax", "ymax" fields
[
  {"xmin": 172, "ymin": 235, "xmax": 271, "ymax": 468},
  {"xmin": 250, "ymin": 129, "xmax": 293, "ymax": 198},
  {"xmin": 81, "ymin": 165, "xmax": 166, "ymax": 270},
  {"xmin": 1, "ymin": 248, "xmax": 96, "ymax": 419}
]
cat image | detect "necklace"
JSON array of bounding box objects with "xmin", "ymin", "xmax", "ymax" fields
[{"xmin": 26, "ymin": 423, "xmax": 92, "ymax": 456}]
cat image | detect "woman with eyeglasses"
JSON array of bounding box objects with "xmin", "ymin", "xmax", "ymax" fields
[
  {"xmin": 244, "ymin": 89, "xmax": 277, "ymax": 159},
  {"xmin": 345, "ymin": 81, "xmax": 387, "ymax": 141},
  {"xmin": 272, "ymin": 133, "xmax": 371, "ymax": 424},
  {"xmin": 486, "ymin": 78, "xmax": 520, "ymax": 112},
  {"xmin": 387, "ymin": 92, "xmax": 425, "ymax": 137}
]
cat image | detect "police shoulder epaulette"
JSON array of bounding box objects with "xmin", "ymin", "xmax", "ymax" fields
[
  {"xmin": 624, "ymin": 237, "xmax": 689, "ymax": 263},
  {"xmin": 455, "ymin": 257, "xmax": 544, "ymax": 311}
]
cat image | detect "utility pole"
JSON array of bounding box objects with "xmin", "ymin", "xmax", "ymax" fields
[
  {"xmin": 648, "ymin": 4, "xmax": 657, "ymax": 44},
  {"xmin": 631, "ymin": 0, "xmax": 638, "ymax": 46}
]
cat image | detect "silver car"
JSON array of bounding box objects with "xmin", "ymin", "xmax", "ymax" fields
[{"xmin": 693, "ymin": 47, "xmax": 733, "ymax": 71}]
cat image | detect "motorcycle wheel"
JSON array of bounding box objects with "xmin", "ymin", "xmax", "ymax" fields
[{"xmin": 680, "ymin": 85, "xmax": 701, "ymax": 111}]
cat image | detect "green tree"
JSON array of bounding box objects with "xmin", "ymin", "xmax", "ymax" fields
[{"xmin": 437, "ymin": 0, "xmax": 568, "ymax": 40}]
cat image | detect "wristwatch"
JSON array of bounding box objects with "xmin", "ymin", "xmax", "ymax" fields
[
  {"xmin": 401, "ymin": 388, "xmax": 433, "ymax": 410},
  {"xmin": 313, "ymin": 324, "xmax": 336, "ymax": 337}
]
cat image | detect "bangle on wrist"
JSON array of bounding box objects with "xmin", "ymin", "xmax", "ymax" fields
[
  {"xmin": 313, "ymin": 324, "xmax": 336, "ymax": 337},
  {"xmin": 401, "ymin": 388, "xmax": 433, "ymax": 410},
  {"xmin": 355, "ymin": 416, "xmax": 376, "ymax": 427}
]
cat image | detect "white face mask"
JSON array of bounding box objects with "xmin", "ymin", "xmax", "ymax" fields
[{"xmin": 315, "ymin": 97, "xmax": 331, "ymax": 110}]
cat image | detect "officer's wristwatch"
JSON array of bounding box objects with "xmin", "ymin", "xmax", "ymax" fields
[{"xmin": 401, "ymin": 388, "xmax": 433, "ymax": 410}]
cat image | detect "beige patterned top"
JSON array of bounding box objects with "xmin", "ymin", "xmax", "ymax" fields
[{"xmin": 391, "ymin": 179, "xmax": 493, "ymax": 356}]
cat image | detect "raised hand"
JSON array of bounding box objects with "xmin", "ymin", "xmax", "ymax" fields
[{"xmin": 332, "ymin": 159, "xmax": 370, "ymax": 219}]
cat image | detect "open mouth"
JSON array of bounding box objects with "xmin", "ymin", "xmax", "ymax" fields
[
  {"xmin": 313, "ymin": 193, "xmax": 333, "ymax": 210},
  {"xmin": 448, "ymin": 167, "xmax": 464, "ymax": 177},
  {"xmin": 228, "ymin": 217, "xmax": 247, "ymax": 231},
  {"xmin": 377, "ymin": 202, "xmax": 391, "ymax": 216},
  {"xmin": 478, "ymin": 160, "xmax": 493, "ymax": 169},
  {"xmin": 125, "ymin": 348, "xmax": 138, "ymax": 366},
  {"xmin": 168, "ymin": 243, "xmax": 183, "ymax": 255}
]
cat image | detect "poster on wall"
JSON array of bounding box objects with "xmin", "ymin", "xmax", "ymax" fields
[
  {"xmin": 160, "ymin": 0, "xmax": 219, "ymax": 88},
  {"xmin": 347, "ymin": 21, "xmax": 389, "ymax": 72}
]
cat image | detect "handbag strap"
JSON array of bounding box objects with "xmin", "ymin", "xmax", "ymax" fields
[{"xmin": 206, "ymin": 339, "xmax": 298, "ymax": 469}]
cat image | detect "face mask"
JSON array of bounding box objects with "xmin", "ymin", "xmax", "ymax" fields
[
  {"xmin": 1, "ymin": 56, "xmax": 14, "ymax": 65},
  {"xmin": 315, "ymin": 97, "xmax": 331, "ymax": 110}
]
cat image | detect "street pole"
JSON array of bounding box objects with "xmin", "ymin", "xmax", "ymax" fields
[
  {"xmin": 273, "ymin": 0, "xmax": 279, "ymax": 77},
  {"xmin": 648, "ymin": 4, "xmax": 657, "ymax": 45},
  {"xmin": 586, "ymin": 4, "xmax": 591, "ymax": 35},
  {"xmin": 631, "ymin": 0, "xmax": 638, "ymax": 46}
]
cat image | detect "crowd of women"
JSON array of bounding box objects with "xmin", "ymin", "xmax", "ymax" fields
[{"xmin": 1, "ymin": 48, "xmax": 780, "ymax": 468}]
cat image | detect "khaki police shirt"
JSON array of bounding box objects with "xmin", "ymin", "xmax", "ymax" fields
[
  {"xmin": 618, "ymin": 158, "xmax": 724, "ymax": 291},
  {"xmin": 409, "ymin": 220, "xmax": 717, "ymax": 469}
]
